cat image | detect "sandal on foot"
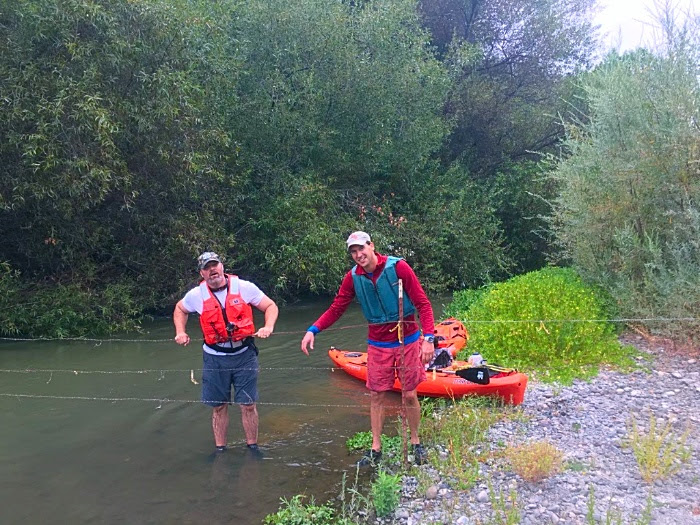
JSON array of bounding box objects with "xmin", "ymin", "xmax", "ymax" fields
[{"xmin": 356, "ymin": 449, "xmax": 382, "ymax": 467}]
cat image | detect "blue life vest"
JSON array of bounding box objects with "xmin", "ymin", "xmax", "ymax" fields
[{"xmin": 351, "ymin": 256, "xmax": 416, "ymax": 324}]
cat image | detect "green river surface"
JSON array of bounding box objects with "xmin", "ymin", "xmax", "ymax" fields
[{"xmin": 1, "ymin": 298, "xmax": 446, "ymax": 524}]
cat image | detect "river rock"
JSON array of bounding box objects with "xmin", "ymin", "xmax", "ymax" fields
[{"xmin": 383, "ymin": 336, "xmax": 700, "ymax": 524}]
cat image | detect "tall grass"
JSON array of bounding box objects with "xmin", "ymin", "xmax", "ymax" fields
[{"xmin": 626, "ymin": 413, "xmax": 692, "ymax": 482}]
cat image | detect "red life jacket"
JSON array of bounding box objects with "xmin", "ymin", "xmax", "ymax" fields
[{"xmin": 198, "ymin": 275, "xmax": 256, "ymax": 345}]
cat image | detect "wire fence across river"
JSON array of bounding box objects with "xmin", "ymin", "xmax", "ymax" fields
[{"xmin": 1, "ymin": 316, "xmax": 696, "ymax": 410}]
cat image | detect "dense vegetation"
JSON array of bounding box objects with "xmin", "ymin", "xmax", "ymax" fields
[
  {"xmin": 1, "ymin": 0, "xmax": 697, "ymax": 341},
  {"xmin": 444, "ymin": 267, "xmax": 638, "ymax": 383},
  {"xmin": 547, "ymin": 35, "xmax": 700, "ymax": 343}
]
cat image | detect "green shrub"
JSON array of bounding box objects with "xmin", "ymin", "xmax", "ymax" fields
[
  {"xmin": 371, "ymin": 469, "xmax": 401, "ymax": 518},
  {"xmin": 0, "ymin": 264, "xmax": 141, "ymax": 337},
  {"xmin": 448, "ymin": 267, "xmax": 636, "ymax": 383},
  {"xmin": 443, "ymin": 285, "xmax": 493, "ymax": 318},
  {"xmin": 264, "ymin": 495, "xmax": 339, "ymax": 525},
  {"xmin": 548, "ymin": 40, "xmax": 700, "ymax": 344},
  {"xmin": 346, "ymin": 431, "xmax": 402, "ymax": 457},
  {"xmin": 626, "ymin": 413, "xmax": 692, "ymax": 483}
]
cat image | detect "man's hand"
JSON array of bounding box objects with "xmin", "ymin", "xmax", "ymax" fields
[
  {"xmin": 175, "ymin": 332, "xmax": 190, "ymax": 346},
  {"xmin": 420, "ymin": 339, "xmax": 434, "ymax": 364},
  {"xmin": 301, "ymin": 331, "xmax": 315, "ymax": 355},
  {"xmin": 255, "ymin": 326, "xmax": 273, "ymax": 338}
]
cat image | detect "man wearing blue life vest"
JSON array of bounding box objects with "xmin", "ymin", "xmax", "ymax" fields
[
  {"xmin": 174, "ymin": 251, "xmax": 278, "ymax": 454},
  {"xmin": 301, "ymin": 231, "xmax": 435, "ymax": 466}
]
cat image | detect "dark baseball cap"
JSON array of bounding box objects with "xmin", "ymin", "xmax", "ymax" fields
[{"xmin": 197, "ymin": 251, "xmax": 222, "ymax": 270}]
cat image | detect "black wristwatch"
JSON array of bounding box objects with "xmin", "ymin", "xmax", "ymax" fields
[{"xmin": 424, "ymin": 335, "xmax": 435, "ymax": 344}]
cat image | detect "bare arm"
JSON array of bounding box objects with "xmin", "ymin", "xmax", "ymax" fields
[
  {"xmin": 254, "ymin": 296, "xmax": 278, "ymax": 338},
  {"xmin": 173, "ymin": 300, "xmax": 192, "ymax": 345}
]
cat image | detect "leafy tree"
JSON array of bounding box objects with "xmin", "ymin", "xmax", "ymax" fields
[
  {"xmin": 0, "ymin": 0, "xmax": 240, "ymax": 331},
  {"xmin": 418, "ymin": 0, "xmax": 598, "ymax": 272},
  {"xmin": 548, "ymin": 19, "xmax": 700, "ymax": 342},
  {"xmin": 484, "ymin": 160, "xmax": 556, "ymax": 272},
  {"xmin": 420, "ymin": 0, "xmax": 597, "ymax": 171},
  {"xmin": 356, "ymin": 162, "xmax": 510, "ymax": 292},
  {"xmin": 230, "ymin": 0, "xmax": 449, "ymax": 187},
  {"xmin": 226, "ymin": 0, "xmax": 507, "ymax": 296}
]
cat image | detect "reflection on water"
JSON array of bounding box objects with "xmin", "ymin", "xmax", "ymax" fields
[{"xmin": 0, "ymin": 298, "xmax": 446, "ymax": 524}]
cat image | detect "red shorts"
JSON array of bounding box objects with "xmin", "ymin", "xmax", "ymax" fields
[{"xmin": 366, "ymin": 340, "xmax": 426, "ymax": 392}]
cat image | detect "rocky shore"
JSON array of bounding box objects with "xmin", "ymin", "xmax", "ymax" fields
[{"xmin": 389, "ymin": 336, "xmax": 700, "ymax": 524}]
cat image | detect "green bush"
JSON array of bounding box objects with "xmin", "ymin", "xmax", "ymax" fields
[
  {"xmin": 346, "ymin": 431, "xmax": 402, "ymax": 457},
  {"xmin": 443, "ymin": 285, "xmax": 493, "ymax": 318},
  {"xmin": 548, "ymin": 34, "xmax": 700, "ymax": 344},
  {"xmin": 264, "ymin": 495, "xmax": 340, "ymax": 525},
  {"xmin": 371, "ymin": 469, "xmax": 402, "ymax": 518},
  {"xmin": 448, "ymin": 267, "xmax": 636, "ymax": 383},
  {"xmin": 0, "ymin": 263, "xmax": 141, "ymax": 337}
]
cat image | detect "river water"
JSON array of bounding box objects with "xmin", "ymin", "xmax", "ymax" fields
[{"xmin": 0, "ymin": 298, "xmax": 445, "ymax": 524}]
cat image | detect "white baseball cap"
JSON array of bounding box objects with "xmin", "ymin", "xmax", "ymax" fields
[{"xmin": 346, "ymin": 231, "xmax": 371, "ymax": 248}]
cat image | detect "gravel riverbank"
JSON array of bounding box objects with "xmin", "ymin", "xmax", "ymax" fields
[{"xmin": 388, "ymin": 336, "xmax": 700, "ymax": 525}]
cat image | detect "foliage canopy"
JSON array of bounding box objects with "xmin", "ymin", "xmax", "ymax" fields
[
  {"xmin": 2, "ymin": 0, "xmax": 694, "ymax": 344},
  {"xmin": 445, "ymin": 267, "xmax": 637, "ymax": 383},
  {"xmin": 548, "ymin": 23, "xmax": 700, "ymax": 343}
]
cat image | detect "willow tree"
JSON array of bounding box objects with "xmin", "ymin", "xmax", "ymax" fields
[
  {"xmin": 549, "ymin": 25, "xmax": 700, "ymax": 342},
  {"xmin": 0, "ymin": 0, "xmax": 239, "ymax": 334}
]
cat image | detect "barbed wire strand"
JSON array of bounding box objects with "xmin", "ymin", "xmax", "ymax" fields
[
  {"xmin": 0, "ymin": 366, "xmax": 347, "ymax": 374},
  {"xmin": 0, "ymin": 336, "xmax": 671, "ymax": 407},
  {"xmin": 0, "ymin": 392, "xmax": 383, "ymax": 409},
  {"xmin": 0, "ymin": 317, "xmax": 696, "ymax": 343},
  {"xmin": 0, "ymin": 358, "xmax": 631, "ymax": 378}
]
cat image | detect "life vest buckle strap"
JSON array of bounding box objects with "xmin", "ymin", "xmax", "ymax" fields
[{"xmin": 388, "ymin": 321, "xmax": 403, "ymax": 343}]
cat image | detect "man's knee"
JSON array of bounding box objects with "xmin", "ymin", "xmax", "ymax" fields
[
  {"xmin": 213, "ymin": 404, "xmax": 228, "ymax": 415},
  {"xmin": 239, "ymin": 403, "xmax": 256, "ymax": 414},
  {"xmin": 402, "ymin": 389, "xmax": 419, "ymax": 404},
  {"xmin": 370, "ymin": 390, "xmax": 388, "ymax": 402}
]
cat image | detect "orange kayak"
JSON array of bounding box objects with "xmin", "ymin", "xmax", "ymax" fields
[
  {"xmin": 435, "ymin": 317, "xmax": 469, "ymax": 356},
  {"xmin": 328, "ymin": 348, "xmax": 528, "ymax": 405}
]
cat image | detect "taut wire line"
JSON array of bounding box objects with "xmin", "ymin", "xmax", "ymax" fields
[
  {"xmin": 0, "ymin": 392, "xmax": 399, "ymax": 410},
  {"xmin": 0, "ymin": 317, "xmax": 696, "ymax": 343},
  {"xmin": 0, "ymin": 362, "xmax": 452, "ymax": 375},
  {"xmin": 0, "ymin": 366, "xmax": 346, "ymax": 374},
  {"xmin": 0, "ymin": 322, "xmax": 369, "ymax": 343}
]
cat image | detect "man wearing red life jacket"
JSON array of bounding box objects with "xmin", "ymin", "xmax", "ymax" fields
[
  {"xmin": 174, "ymin": 251, "xmax": 278, "ymax": 455},
  {"xmin": 300, "ymin": 231, "xmax": 435, "ymax": 467}
]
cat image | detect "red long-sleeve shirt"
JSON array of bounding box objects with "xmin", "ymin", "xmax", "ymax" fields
[{"xmin": 310, "ymin": 253, "xmax": 435, "ymax": 344}]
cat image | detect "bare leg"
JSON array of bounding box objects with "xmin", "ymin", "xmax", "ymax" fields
[
  {"xmin": 370, "ymin": 390, "xmax": 388, "ymax": 451},
  {"xmin": 403, "ymin": 389, "xmax": 421, "ymax": 445},
  {"xmin": 240, "ymin": 403, "xmax": 258, "ymax": 445},
  {"xmin": 212, "ymin": 404, "xmax": 229, "ymax": 447}
]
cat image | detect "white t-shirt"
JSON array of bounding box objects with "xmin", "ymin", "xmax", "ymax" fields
[{"xmin": 182, "ymin": 278, "xmax": 267, "ymax": 356}]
